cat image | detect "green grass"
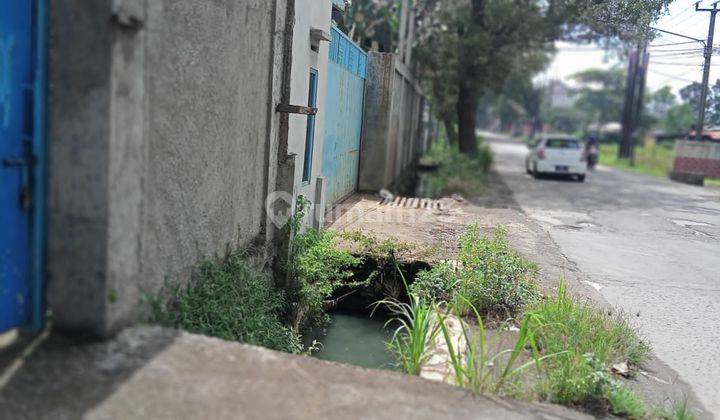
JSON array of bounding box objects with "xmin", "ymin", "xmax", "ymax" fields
[
  {"xmin": 705, "ymin": 178, "xmax": 720, "ymax": 188},
  {"xmin": 384, "ymin": 222, "xmax": 688, "ymax": 418},
  {"xmin": 531, "ymin": 282, "xmax": 650, "ymax": 416},
  {"xmin": 146, "ymin": 251, "xmax": 303, "ymax": 354},
  {"xmin": 599, "ymin": 143, "xmax": 674, "ymax": 178},
  {"xmin": 439, "ymin": 299, "xmax": 561, "ymax": 395},
  {"xmin": 418, "ymin": 139, "xmax": 493, "ymax": 198},
  {"xmin": 600, "ymin": 142, "xmax": 720, "ymax": 187},
  {"xmin": 379, "ymin": 291, "xmax": 440, "ymax": 375},
  {"xmin": 656, "ymin": 399, "xmax": 696, "ymax": 420}
]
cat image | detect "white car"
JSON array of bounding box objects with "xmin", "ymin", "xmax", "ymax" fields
[{"xmin": 526, "ymin": 134, "xmax": 587, "ymax": 182}]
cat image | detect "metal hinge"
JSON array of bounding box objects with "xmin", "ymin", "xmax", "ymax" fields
[{"xmin": 276, "ymin": 104, "xmax": 318, "ymax": 115}]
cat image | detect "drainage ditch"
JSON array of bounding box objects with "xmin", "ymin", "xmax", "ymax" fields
[{"xmin": 304, "ymin": 258, "xmax": 431, "ymax": 370}]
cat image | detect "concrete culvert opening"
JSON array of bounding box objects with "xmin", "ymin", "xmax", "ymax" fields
[{"xmin": 303, "ymin": 257, "xmax": 432, "ymax": 370}]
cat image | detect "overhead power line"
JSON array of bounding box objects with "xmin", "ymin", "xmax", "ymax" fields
[
  {"xmin": 660, "ymin": 5, "xmax": 696, "ymax": 27},
  {"xmin": 672, "ymin": 13, "xmax": 707, "ymax": 33},
  {"xmin": 648, "ymin": 60, "xmax": 704, "ymax": 66},
  {"xmin": 649, "ymin": 40, "xmax": 702, "ymax": 47},
  {"xmin": 650, "ymin": 26, "xmax": 705, "ymax": 43},
  {"xmin": 647, "ymin": 68, "xmax": 699, "ymax": 84}
]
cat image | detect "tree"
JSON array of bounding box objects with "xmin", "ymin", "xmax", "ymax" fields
[
  {"xmin": 341, "ymin": 0, "xmax": 399, "ymax": 52},
  {"xmin": 663, "ymin": 104, "xmax": 695, "ymax": 134},
  {"xmin": 495, "ymin": 52, "xmax": 550, "ymax": 133},
  {"xmin": 647, "ymin": 86, "xmax": 677, "ymax": 119},
  {"xmin": 541, "ymin": 106, "xmax": 586, "ymax": 134},
  {"xmin": 680, "ymin": 80, "xmax": 720, "ymax": 128},
  {"xmin": 570, "ymin": 67, "xmax": 626, "ymax": 127},
  {"xmin": 415, "ymin": 0, "xmax": 672, "ymax": 154}
]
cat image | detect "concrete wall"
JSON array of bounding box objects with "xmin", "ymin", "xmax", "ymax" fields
[
  {"xmin": 672, "ymin": 140, "xmax": 720, "ymax": 179},
  {"xmin": 287, "ymin": 0, "xmax": 332, "ymax": 224},
  {"xmin": 358, "ymin": 53, "xmax": 425, "ymax": 193},
  {"xmin": 48, "ymin": 0, "xmax": 291, "ymax": 336}
]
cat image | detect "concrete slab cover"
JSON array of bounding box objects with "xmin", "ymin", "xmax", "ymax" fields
[{"xmin": 0, "ymin": 327, "xmax": 591, "ymax": 419}]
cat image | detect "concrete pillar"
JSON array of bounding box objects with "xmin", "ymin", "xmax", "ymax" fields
[
  {"xmin": 47, "ymin": 0, "xmax": 114, "ymax": 335},
  {"xmin": 397, "ymin": 0, "xmax": 408, "ymax": 61},
  {"xmin": 358, "ymin": 53, "xmax": 395, "ymax": 192},
  {"xmin": 404, "ymin": 8, "xmax": 415, "ymax": 67}
]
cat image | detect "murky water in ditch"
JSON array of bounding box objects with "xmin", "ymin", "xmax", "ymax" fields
[{"xmin": 305, "ymin": 313, "xmax": 396, "ymax": 370}]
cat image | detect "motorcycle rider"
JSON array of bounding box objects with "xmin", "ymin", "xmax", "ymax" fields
[{"xmin": 585, "ymin": 135, "xmax": 600, "ymax": 170}]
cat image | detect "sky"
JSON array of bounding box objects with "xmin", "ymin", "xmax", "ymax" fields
[{"xmin": 539, "ymin": 0, "xmax": 720, "ymax": 96}]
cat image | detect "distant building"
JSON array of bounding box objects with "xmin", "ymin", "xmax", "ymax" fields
[{"xmin": 544, "ymin": 79, "xmax": 575, "ymax": 108}]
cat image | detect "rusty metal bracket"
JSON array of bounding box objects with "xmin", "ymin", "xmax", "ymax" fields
[{"xmin": 275, "ymin": 104, "xmax": 317, "ymax": 115}]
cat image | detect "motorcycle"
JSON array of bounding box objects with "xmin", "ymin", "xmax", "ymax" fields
[{"xmin": 586, "ymin": 144, "xmax": 599, "ymax": 170}]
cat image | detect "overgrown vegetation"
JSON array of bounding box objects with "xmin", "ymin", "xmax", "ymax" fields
[
  {"xmin": 380, "ymin": 221, "xmax": 666, "ymax": 418},
  {"xmin": 410, "ymin": 225, "xmax": 538, "ymax": 317},
  {"xmin": 440, "ymin": 300, "xmax": 559, "ymax": 396},
  {"xmin": 286, "ymin": 227, "xmax": 361, "ymax": 332},
  {"xmin": 600, "ymin": 142, "xmax": 674, "ymax": 179},
  {"xmin": 457, "ymin": 225, "xmax": 539, "ymax": 317},
  {"xmin": 418, "ymin": 139, "xmax": 493, "ymax": 198},
  {"xmin": 531, "ymin": 282, "xmax": 650, "ymax": 416},
  {"xmin": 385, "ymin": 279, "xmax": 655, "ymax": 417},
  {"xmin": 147, "ymin": 252, "xmax": 303, "ymax": 353},
  {"xmin": 147, "ymin": 196, "xmax": 366, "ymax": 353}
]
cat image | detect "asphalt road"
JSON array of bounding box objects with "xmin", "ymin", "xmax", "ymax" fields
[{"xmin": 485, "ymin": 132, "xmax": 720, "ymax": 415}]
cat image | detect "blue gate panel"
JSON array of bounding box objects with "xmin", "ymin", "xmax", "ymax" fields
[
  {"xmin": 322, "ymin": 27, "xmax": 367, "ymax": 206},
  {"xmin": 1, "ymin": 1, "xmax": 34, "ymax": 332}
]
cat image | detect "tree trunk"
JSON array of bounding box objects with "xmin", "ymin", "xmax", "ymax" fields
[
  {"xmin": 443, "ymin": 118, "xmax": 457, "ymax": 146},
  {"xmin": 457, "ymin": 83, "xmax": 479, "ymax": 155}
]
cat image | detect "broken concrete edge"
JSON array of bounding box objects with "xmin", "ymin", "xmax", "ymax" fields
[
  {"xmin": 420, "ymin": 313, "xmax": 466, "ymax": 385},
  {"xmin": 0, "ymin": 326, "xmax": 592, "ymax": 420}
]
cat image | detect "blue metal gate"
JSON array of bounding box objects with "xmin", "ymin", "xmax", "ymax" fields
[
  {"xmin": 1, "ymin": 1, "xmax": 47, "ymax": 333},
  {"xmin": 321, "ymin": 26, "xmax": 367, "ymax": 206}
]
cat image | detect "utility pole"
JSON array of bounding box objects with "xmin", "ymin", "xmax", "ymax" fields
[
  {"xmin": 630, "ymin": 47, "xmax": 650, "ymax": 165},
  {"xmin": 695, "ymin": 1, "xmax": 719, "ymax": 140},
  {"xmin": 619, "ymin": 45, "xmax": 648, "ymax": 162},
  {"xmin": 620, "ymin": 49, "xmax": 639, "ymax": 160}
]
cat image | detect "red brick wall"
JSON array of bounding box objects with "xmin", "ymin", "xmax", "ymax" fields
[
  {"xmin": 673, "ymin": 156, "xmax": 720, "ymax": 178},
  {"xmin": 672, "ymin": 140, "xmax": 720, "ymax": 179}
]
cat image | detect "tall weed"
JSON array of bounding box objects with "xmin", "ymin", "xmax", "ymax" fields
[
  {"xmin": 439, "ymin": 297, "xmax": 563, "ymax": 395},
  {"xmin": 379, "ymin": 292, "xmax": 440, "ymax": 375}
]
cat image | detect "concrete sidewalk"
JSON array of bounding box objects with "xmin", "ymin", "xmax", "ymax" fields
[{"xmin": 0, "ymin": 326, "xmax": 590, "ymax": 420}]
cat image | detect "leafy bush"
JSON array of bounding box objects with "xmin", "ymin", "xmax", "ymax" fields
[
  {"xmin": 532, "ymin": 282, "xmax": 650, "ymax": 415},
  {"xmin": 457, "ymin": 225, "xmax": 539, "ymax": 317},
  {"xmin": 419, "ymin": 139, "xmax": 493, "ymax": 198},
  {"xmin": 147, "ymin": 252, "xmax": 302, "ymax": 354},
  {"xmin": 410, "ymin": 262, "xmax": 459, "ymax": 303},
  {"xmin": 287, "ymin": 228, "xmax": 361, "ymax": 331}
]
